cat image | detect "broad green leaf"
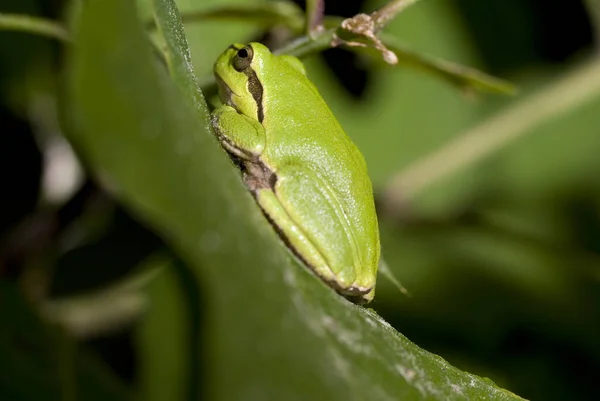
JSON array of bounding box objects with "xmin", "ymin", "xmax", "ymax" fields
[
  {"xmin": 152, "ymin": 0, "xmax": 209, "ymax": 118},
  {"xmin": 64, "ymin": 0, "xmax": 525, "ymax": 399}
]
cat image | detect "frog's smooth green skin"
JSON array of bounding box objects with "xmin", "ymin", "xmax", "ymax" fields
[{"xmin": 211, "ymin": 42, "xmax": 380, "ymax": 303}]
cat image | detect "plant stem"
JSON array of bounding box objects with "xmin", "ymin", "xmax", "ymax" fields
[
  {"xmin": 0, "ymin": 13, "xmax": 70, "ymax": 42},
  {"xmin": 273, "ymin": 27, "xmax": 336, "ymax": 57},
  {"xmin": 372, "ymin": 0, "xmax": 422, "ymax": 31},
  {"xmin": 306, "ymin": 0, "xmax": 325, "ymax": 35},
  {"xmin": 383, "ymin": 59, "xmax": 600, "ymax": 206}
]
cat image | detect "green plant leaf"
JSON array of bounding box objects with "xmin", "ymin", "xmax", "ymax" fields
[
  {"xmin": 177, "ymin": 2, "xmax": 305, "ymax": 35},
  {"xmin": 152, "ymin": 0, "xmax": 210, "ymax": 119},
  {"xmin": 63, "ymin": 0, "xmax": 525, "ymax": 399}
]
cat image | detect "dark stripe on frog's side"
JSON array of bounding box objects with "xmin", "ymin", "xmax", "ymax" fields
[{"xmin": 243, "ymin": 66, "xmax": 264, "ymax": 123}]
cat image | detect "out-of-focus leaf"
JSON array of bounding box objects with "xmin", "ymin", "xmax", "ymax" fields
[
  {"xmin": 64, "ymin": 0, "xmax": 525, "ymax": 399},
  {"xmin": 381, "ymin": 35, "xmax": 516, "ymax": 95},
  {"xmin": 384, "ymin": 58, "xmax": 600, "ymax": 205},
  {"xmin": 178, "ymin": 2, "xmax": 305, "ymax": 34},
  {"xmin": 583, "ymin": 0, "xmax": 600, "ymax": 47},
  {"xmin": 136, "ymin": 256, "xmax": 192, "ymax": 401},
  {"xmin": 0, "ymin": 12, "xmax": 69, "ymax": 42},
  {"xmin": 0, "ymin": 282, "xmax": 131, "ymax": 401},
  {"xmin": 43, "ymin": 261, "xmax": 161, "ymax": 338}
]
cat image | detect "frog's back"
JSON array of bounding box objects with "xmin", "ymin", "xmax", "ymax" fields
[{"xmin": 258, "ymin": 54, "xmax": 380, "ymax": 280}]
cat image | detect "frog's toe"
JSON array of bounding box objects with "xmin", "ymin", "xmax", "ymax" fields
[{"xmin": 340, "ymin": 285, "xmax": 375, "ymax": 305}]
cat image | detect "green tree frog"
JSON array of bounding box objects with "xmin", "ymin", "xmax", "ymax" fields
[{"xmin": 211, "ymin": 42, "xmax": 380, "ymax": 303}]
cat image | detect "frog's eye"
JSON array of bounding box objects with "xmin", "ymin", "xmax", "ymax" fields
[{"xmin": 233, "ymin": 46, "xmax": 254, "ymax": 72}]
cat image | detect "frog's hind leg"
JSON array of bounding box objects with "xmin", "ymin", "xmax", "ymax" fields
[
  {"xmin": 254, "ymin": 166, "xmax": 364, "ymax": 294},
  {"xmin": 255, "ymin": 187, "xmax": 333, "ymax": 282}
]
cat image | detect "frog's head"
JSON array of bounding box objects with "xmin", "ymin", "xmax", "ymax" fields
[{"xmin": 213, "ymin": 42, "xmax": 271, "ymax": 123}]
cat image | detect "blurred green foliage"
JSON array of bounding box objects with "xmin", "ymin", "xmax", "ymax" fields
[{"xmin": 1, "ymin": 0, "xmax": 600, "ymax": 400}]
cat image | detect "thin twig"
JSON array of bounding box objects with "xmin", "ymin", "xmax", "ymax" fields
[
  {"xmin": 306, "ymin": 0, "xmax": 325, "ymax": 35},
  {"xmin": 371, "ymin": 0, "xmax": 421, "ymax": 31},
  {"xmin": 274, "ymin": 27, "xmax": 336, "ymax": 57},
  {"xmin": 332, "ymin": 0, "xmax": 424, "ymax": 65}
]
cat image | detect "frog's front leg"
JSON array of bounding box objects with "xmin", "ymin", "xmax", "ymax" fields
[{"xmin": 211, "ymin": 105, "xmax": 265, "ymax": 160}]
